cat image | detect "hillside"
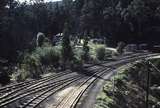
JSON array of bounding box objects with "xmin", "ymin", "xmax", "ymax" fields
[{"xmin": 95, "ymin": 59, "xmax": 160, "ymax": 108}]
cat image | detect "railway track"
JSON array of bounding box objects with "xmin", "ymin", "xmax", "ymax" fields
[
  {"xmin": 0, "ymin": 72, "xmax": 81, "ymax": 107},
  {"xmin": 0, "ymin": 63, "xmax": 102, "ymax": 96},
  {"xmin": 0, "ymin": 71, "xmax": 74, "ymax": 97},
  {"xmin": 54, "ymin": 67, "xmax": 111, "ymax": 108},
  {"xmin": 0, "ymin": 66, "xmax": 100, "ymax": 108},
  {"xmin": 0, "ymin": 71, "xmax": 78, "ymax": 105},
  {"xmin": 84, "ymin": 52, "xmax": 155, "ymax": 68},
  {"xmin": 0, "ymin": 70, "xmax": 72, "ymax": 95},
  {"xmin": 51, "ymin": 53, "xmax": 159, "ymax": 108},
  {"xmin": 18, "ymin": 68, "xmax": 105, "ymax": 108},
  {"xmin": 18, "ymin": 76, "xmax": 84, "ymax": 108},
  {"xmin": 0, "ymin": 53, "xmax": 159, "ymax": 108},
  {"xmin": 118, "ymin": 52, "xmax": 150, "ymax": 60}
]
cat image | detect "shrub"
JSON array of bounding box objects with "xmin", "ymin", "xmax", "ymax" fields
[
  {"xmin": 16, "ymin": 64, "xmax": 30, "ymax": 82},
  {"xmin": 67, "ymin": 46, "xmax": 83, "ymax": 71},
  {"xmin": 13, "ymin": 46, "xmax": 61, "ymax": 81},
  {"xmin": 27, "ymin": 54, "xmax": 42, "ymax": 78},
  {"xmin": 34, "ymin": 47, "xmax": 60, "ymax": 66},
  {"xmin": 42, "ymin": 37, "xmax": 52, "ymax": 47},
  {"xmin": 96, "ymin": 46, "xmax": 106, "ymax": 60},
  {"xmin": 13, "ymin": 53, "xmax": 42, "ymax": 82},
  {"xmin": 74, "ymin": 47, "xmax": 83, "ymax": 59},
  {"xmin": 90, "ymin": 55, "xmax": 100, "ymax": 64},
  {"xmin": 20, "ymin": 54, "xmax": 42, "ymax": 79}
]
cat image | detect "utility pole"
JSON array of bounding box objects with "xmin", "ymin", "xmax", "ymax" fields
[{"xmin": 146, "ymin": 61, "xmax": 150, "ymax": 108}]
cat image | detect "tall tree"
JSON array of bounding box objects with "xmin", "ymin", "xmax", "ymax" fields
[
  {"xmin": 61, "ymin": 22, "xmax": 73, "ymax": 68},
  {"xmin": 80, "ymin": 0, "xmax": 92, "ymax": 37},
  {"xmin": 0, "ymin": 0, "xmax": 18, "ymax": 60}
]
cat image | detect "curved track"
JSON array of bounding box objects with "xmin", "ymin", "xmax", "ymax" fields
[
  {"xmin": 0, "ymin": 53, "xmax": 159, "ymax": 108},
  {"xmin": 51, "ymin": 53, "xmax": 159, "ymax": 108}
]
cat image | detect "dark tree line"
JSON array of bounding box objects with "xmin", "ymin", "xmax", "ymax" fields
[
  {"xmin": 78, "ymin": 0, "xmax": 160, "ymax": 46},
  {"xmin": 1, "ymin": 0, "xmax": 160, "ymax": 61},
  {"xmin": 0, "ymin": 0, "xmax": 66, "ymax": 61}
]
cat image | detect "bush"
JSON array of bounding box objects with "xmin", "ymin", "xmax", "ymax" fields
[
  {"xmin": 25, "ymin": 54, "xmax": 42, "ymax": 79},
  {"xmin": 34, "ymin": 47, "xmax": 60, "ymax": 66},
  {"xmin": 96, "ymin": 46, "xmax": 106, "ymax": 60},
  {"xmin": 74, "ymin": 47, "xmax": 83, "ymax": 59},
  {"xmin": 17, "ymin": 54, "xmax": 42, "ymax": 80},
  {"xmin": 15, "ymin": 64, "xmax": 30, "ymax": 82},
  {"xmin": 90, "ymin": 55, "xmax": 100, "ymax": 64},
  {"xmin": 42, "ymin": 37, "xmax": 52, "ymax": 47}
]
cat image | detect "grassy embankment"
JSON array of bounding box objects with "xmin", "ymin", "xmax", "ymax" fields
[{"xmin": 95, "ymin": 59, "xmax": 160, "ymax": 108}]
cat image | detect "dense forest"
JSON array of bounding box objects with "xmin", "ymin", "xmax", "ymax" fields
[
  {"xmin": 1, "ymin": 1, "xmax": 160, "ymax": 107},
  {"xmin": 1, "ymin": 0, "xmax": 160, "ymax": 62}
]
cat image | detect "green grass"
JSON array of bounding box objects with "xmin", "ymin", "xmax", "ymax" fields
[
  {"xmin": 95, "ymin": 60, "xmax": 160, "ymax": 108},
  {"xmin": 95, "ymin": 65, "xmax": 131, "ymax": 108}
]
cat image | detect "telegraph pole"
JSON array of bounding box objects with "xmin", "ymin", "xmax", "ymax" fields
[{"xmin": 146, "ymin": 61, "xmax": 150, "ymax": 108}]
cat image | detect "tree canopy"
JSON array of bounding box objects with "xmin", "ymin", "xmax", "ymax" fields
[{"xmin": 1, "ymin": 0, "xmax": 160, "ymax": 61}]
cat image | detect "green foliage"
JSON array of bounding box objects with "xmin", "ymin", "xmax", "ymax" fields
[
  {"xmin": 0, "ymin": 1, "xmax": 67, "ymax": 61},
  {"xmin": 2, "ymin": 0, "xmax": 160, "ymax": 82},
  {"xmin": 42, "ymin": 37, "xmax": 52, "ymax": 47},
  {"xmin": 96, "ymin": 46, "xmax": 106, "ymax": 60},
  {"xmin": 61, "ymin": 22, "xmax": 74, "ymax": 66},
  {"xmin": 23, "ymin": 53, "xmax": 42, "ymax": 79},
  {"xmin": 74, "ymin": 47, "xmax": 83, "ymax": 60},
  {"xmin": 82, "ymin": 37, "xmax": 90, "ymax": 61},
  {"xmin": 96, "ymin": 81, "xmax": 114, "ymax": 108},
  {"xmin": 69, "ymin": 46, "xmax": 83, "ymax": 70},
  {"xmin": 96, "ymin": 60, "xmax": 160, "ymax": 108},
  {"xmin": 96, "ymin": 92, "xmax": 114, "ymax": 108},
  {"xmin": 24, "ymin": 54, "xmax": 41, "ymax": 67},
  {"xmin": 2, "ymin": 0, "xmax": 160, "ymax": 61},
  {"xmin": 11, "ymin": 55, "xmax": 40, "ymax": 82},
  {"xmin": 88, "ymin": 42, "xmax": 115, "ymax": 61},
  {"xmin": 16, "ymin": 64, "xmax": 30, "ymax": 82},
  {"xmin": 14, "ymin": 46, "xmax": 60, "ymax": 81},
  {"xmin": 34, "ymin": 47, "xmax": 60, "ymax": 66}
]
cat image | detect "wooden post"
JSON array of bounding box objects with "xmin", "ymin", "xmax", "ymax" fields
[{"xmin": 146, "ymin": 61, "xmax": 150, "ymax": 108}]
